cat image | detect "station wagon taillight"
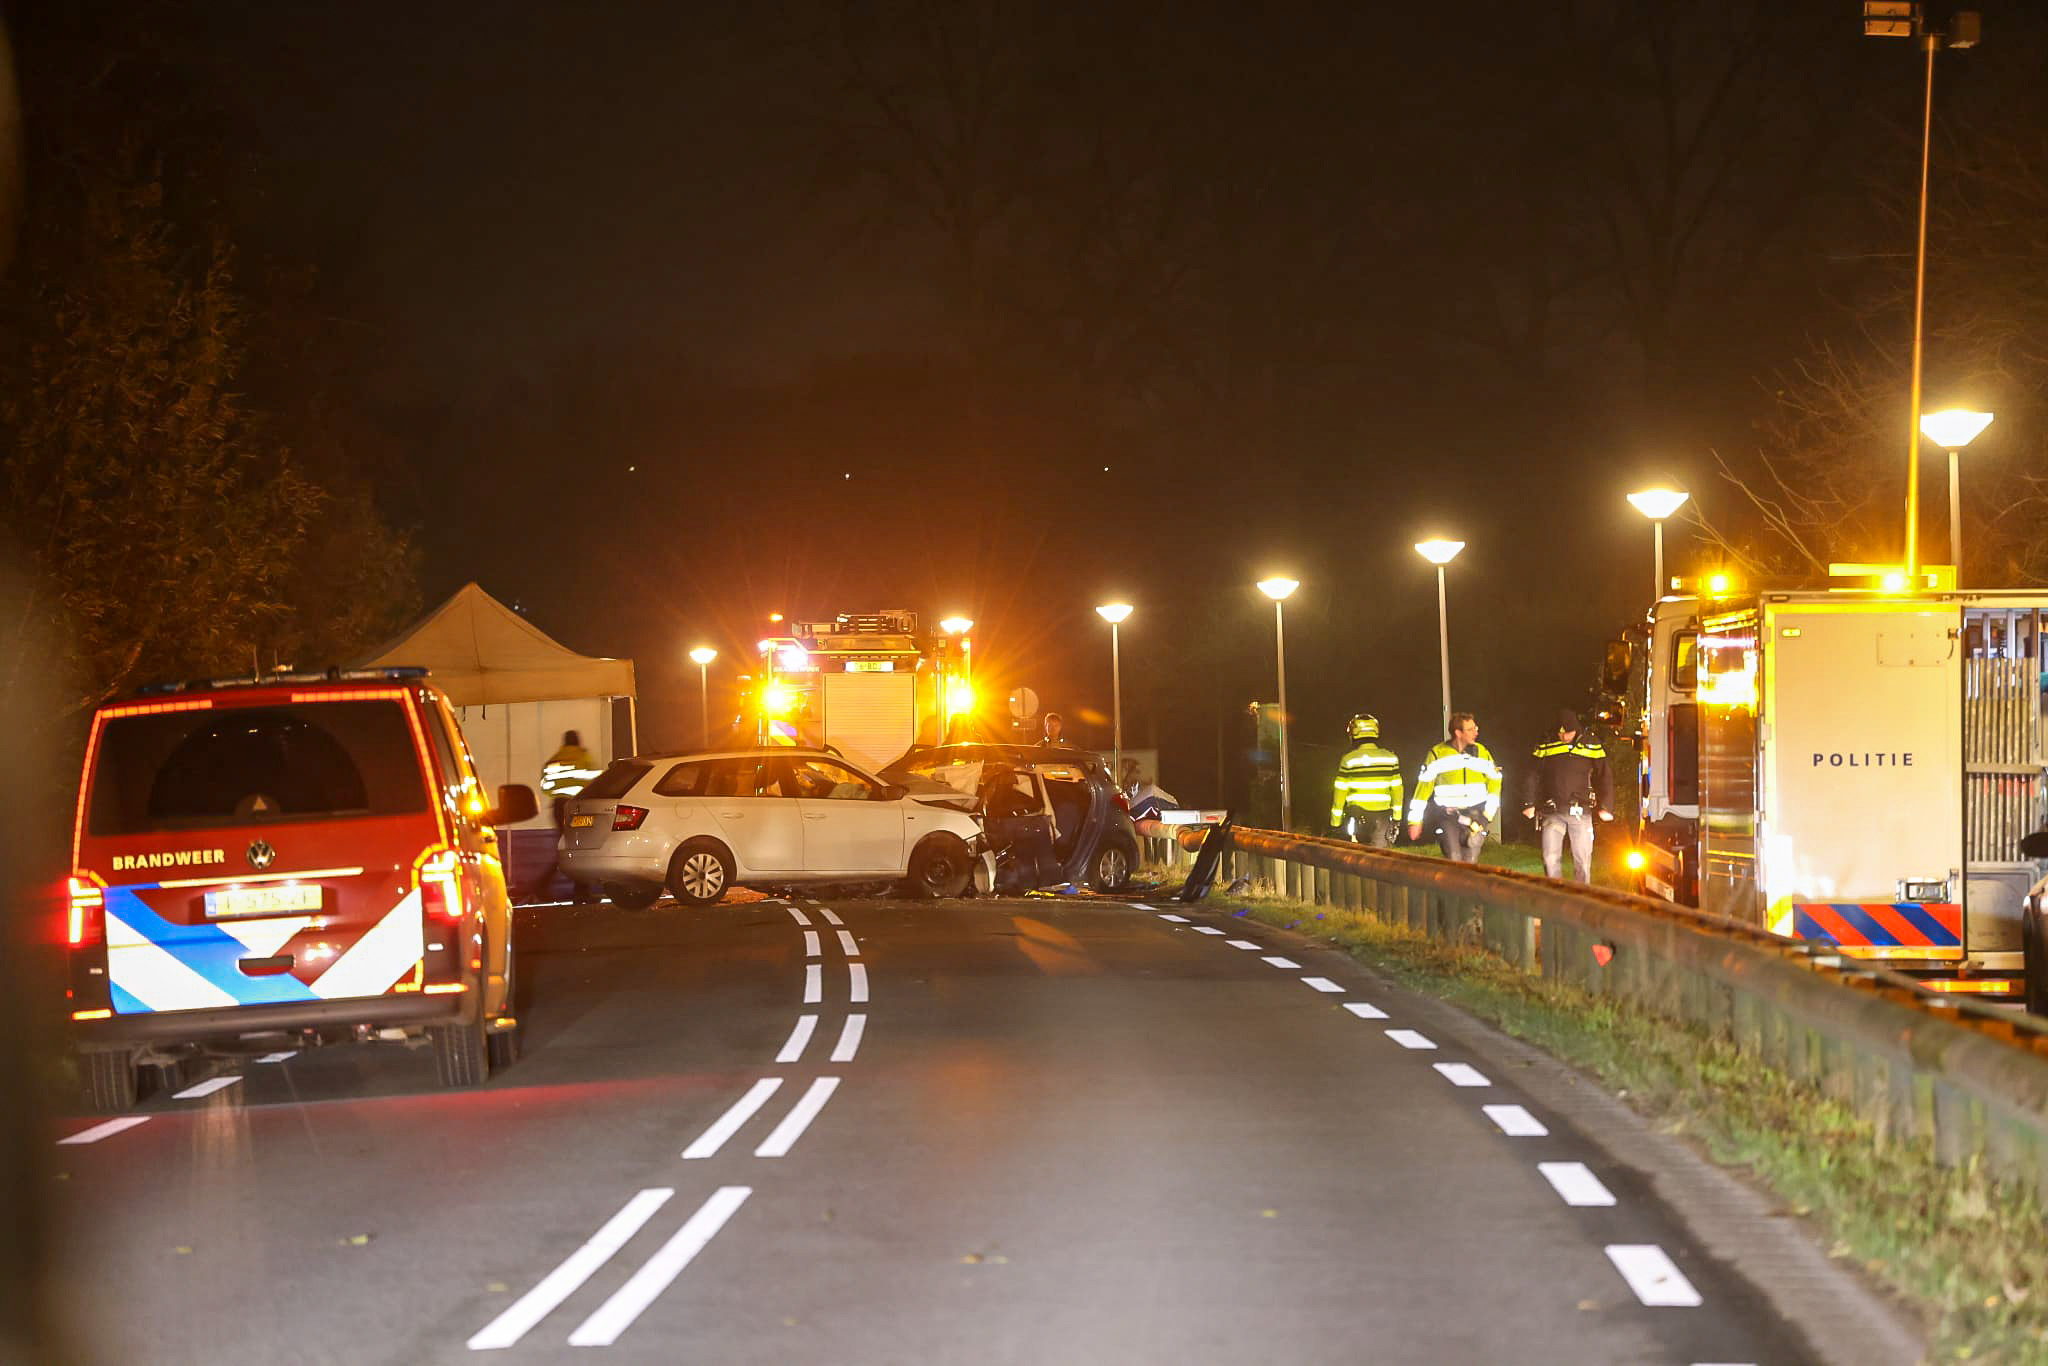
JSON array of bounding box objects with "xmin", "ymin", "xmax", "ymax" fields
[
  {"xmin": 612, "ymin": 805, "xmax": 648, "ymax": 831},
  {"xmin": 67, "ymin": 876, "xmax": 105, "ymax": 948}
]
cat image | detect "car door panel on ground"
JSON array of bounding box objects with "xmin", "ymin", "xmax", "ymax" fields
[{"xmin": 788, "ymin": 756, "xmax": 907, "ymax": 874}]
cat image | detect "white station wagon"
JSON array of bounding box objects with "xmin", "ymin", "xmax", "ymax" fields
[{"xmin": 558, "ymin": 748, "xmax": 993, "ymax": 907}]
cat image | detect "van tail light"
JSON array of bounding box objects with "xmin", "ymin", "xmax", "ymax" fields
[
  {"xmin": 67, "ymin": 876, "xmax": 105, "ymax": 948},
  {"xmin": 418, "ymin": 849, "xmax": 466, "ymax": 921},
  {"xmin": 415, "ymin": 848, "xmax": 466, "ymax": 984},
  {"xmin": 612, "ymin": 805, "xmax": 649, "ymax": 831}
]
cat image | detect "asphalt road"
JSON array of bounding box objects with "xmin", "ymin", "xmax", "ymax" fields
[{"xmin": 46, "ymin": 892, "xmax": 1924, "ymax": 1365}]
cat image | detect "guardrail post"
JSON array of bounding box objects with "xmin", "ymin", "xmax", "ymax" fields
[{"xmin": 1314, "ymin": 865, "xmax": 1330, "ymax": 907}]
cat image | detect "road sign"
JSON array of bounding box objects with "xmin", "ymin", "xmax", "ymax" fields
[{"xmin": 1009, "ymin": 687, "xmax": 1038, "ymax": 720}]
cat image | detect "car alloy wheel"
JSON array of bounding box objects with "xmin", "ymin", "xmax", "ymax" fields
[
  {"xmin": 1092, "ymin": 843, "xmax": 1131, "ymax": 890},
  {"xmin": 678, "ymin": 851, "xmax": 725, "ymax": 900}
]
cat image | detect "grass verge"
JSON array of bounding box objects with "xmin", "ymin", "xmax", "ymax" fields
[{"xmin": 1228, "ymin": 890, "xmax": 2048, "ymax": 1363}]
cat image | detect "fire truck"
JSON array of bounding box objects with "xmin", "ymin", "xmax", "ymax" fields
[
  {"xmin": 751, "ymin": 611, "xmax": 973, "ymax": 773},
  {"xmin": 1602, "ymin": 570, "xmax": 2048, "ymax": 1005}
]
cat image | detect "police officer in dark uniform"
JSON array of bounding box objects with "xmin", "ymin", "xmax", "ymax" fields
[{"xmin": 1519, "ymin": 708, "xmax": 1614, "ymax": 882}]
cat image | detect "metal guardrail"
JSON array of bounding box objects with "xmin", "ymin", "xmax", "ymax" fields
[{"xmin": 1148, "ymin": 827, "xmax": 2048, "ymax": 1193}]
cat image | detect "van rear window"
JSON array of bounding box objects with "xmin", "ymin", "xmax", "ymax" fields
[{"xmin": 88, "ymin": 701, "xmax": 431, "ymax": 835}]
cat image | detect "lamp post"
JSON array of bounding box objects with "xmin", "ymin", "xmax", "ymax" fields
[
  {"xmin": 1920, "ymin": 409, "xmax": 1993, "ymax": 583},
  {"xmin": 1256, "ymin": 577, "xmax": 1299, "ymax": 831},
  {"xmin": 688, "ymin": 647, "xmax": 717, "ymax": 748},
  {"xmin": 938, "ymin": 616, "xmax": 973, "ymax": 742},
  {"xmin": 1863, "ymin": 3, "xmax": 1980, "ymax": 580},
  {"xmin": 1414, "ymin": 541, "xmax": 1465, "ymax": 738},
  {"xmin": 1095, "ymin": 603, "xmax": 1133, "ymax": 792},
  {"xmin": 1626, "ymin": 488, "xmax": 1691, "ymax": 602}
]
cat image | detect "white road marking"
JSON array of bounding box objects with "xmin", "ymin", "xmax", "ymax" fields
[
  {"xmin": 254, "ymin": 1050, "xmax": 298, "ymax": 1064},
  {"xmin": 1157, "ymin": 913, "xmax": 1191, "ymax": 923},
  {"xmin": 784, "ymin": 906, "xmax": 811, "ymax": 926},
  {"xmin": 1383, "ymin": 1029, "xmax": 1437, "ymax": 1050},
  {"xmin": 803, "ymin": 964, "xmax": 821, "ymax": 1004},
  {"xmin": 172, "ymin": 1076, "xmax": 241, "ymax": 1100},
  {"xmin": 565, "ymin": 1187, "xmax": 753, "ymax": 1346},
  {"xmin": 1131, "ymin": 903, "xmax": 1156, "ymax": 910},
  {"xmin": 57, "ymin": 1117, "xmax": 150, "ymax": 1145},
  {"xmin": 836, "ymin": 929, "xmax": 859, "ymax": 957},
  {"xmin": 754, "ymin": 1078, "xmax": 841, "ymax": 1157},
  {"xmin": 1191, "ymin": 926, "xmax": 1225, "ymax": 935},
  {"xmin": 803, "ymin": 931, "xmax": 820, "ymax": 958},
  {"xmin": 776, "ymin": 1015, "xmax": 818, "ymax": 1063},
  {"xmin": 1605, "ymin": 1244, "xmax": 1703, "ymax": 1307},
  {"xmin": 1342, "ymin": 1002, "xmax": 1388, "ymax": 1019},
  {"xmin": 466, "ymin": 1187, "xmax": 675, "ymax": 1350},
  {"xmin": 1225, "ymin": 939, "xmax": 1262, "ymax": 950},
  {"xmin": 1300, "ymin": 976, "xmax": 1344, "ymax": 993},
  {"xmin": 1261, "ymin": 956, "xmax": 1301, "ymax": 969},
  {"xmin": 817, "ymin": 908, "xmax": 844, "ymax": 925},
  {"xmin": 682, "ymin": 1079, "xmax": 783, "ymax": 1160},
  {"xmin": 831, "ymin": 1014, "xmax": 866, "ymax": 1062},
  {"xmin": 1539, "ymin": 1162, "xmax": 1618, "ymax": 1207},
  {"xmin": 1433, "ymin": 1063, "xmax": 1491, "ymax": 1087},
  {"xmin": 1482, "ymin": 1104, "xmax": 1548, "ymax": 1136},
  {"xmin": 849, "ymin": 963, "xmax": 869, "ymax": 1003}
]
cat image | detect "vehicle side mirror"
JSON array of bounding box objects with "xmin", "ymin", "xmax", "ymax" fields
[
  {"xmin": 491, "ymin": 784, "xmax": 539, "ymax": 825},
  {"xmin": 2022, "ymin": 830, "xmax": 2048, "ymax": 860},
  {"xmin": 1600, "ymin": 640, "xmax": 1631, "ymax": 695},
  {"xmin": 877, "ymin": 784, "xmax": 906, "ymax": 802}
]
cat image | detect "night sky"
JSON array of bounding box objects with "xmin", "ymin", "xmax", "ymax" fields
[{"xmin": 110, "ymin": 1, "xmax": 2044, "ymax": 805}]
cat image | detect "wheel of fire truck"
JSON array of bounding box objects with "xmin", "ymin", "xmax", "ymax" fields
[
  {"xmin": 2023, "ymin": 896, "xmax": 2048, "ymax": 1018},
  {"xmin": 81, "ymin": 1047, "xmax": 140, "ymax": 1114},
  {"xmin": 668, "ymin": 839, "xmax": 734, "ymax": 906},
  {"xmin": 603, "ymin": 881, "xmax": 661, "ymax": 911},
  {"xmin": 906, "ymin": 835, "xmax": 972, "ymax": 899},
  {"xmin": 1089, "ymin": 837, "xmax": 1136, "ymax": 891}
]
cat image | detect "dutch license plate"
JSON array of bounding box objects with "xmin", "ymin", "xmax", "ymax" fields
[
  {"xmin": 569, "ymin": 813, "xmax": 595, "ymax": 828},
  {"xmin": 204, "ymin": 884, "xmax": 323, "ymax": 918}
]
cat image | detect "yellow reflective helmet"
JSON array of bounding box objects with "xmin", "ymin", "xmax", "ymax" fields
[{"xmin": 1348, "ymin": 714, "xmax": 1379, "ymax": 740}]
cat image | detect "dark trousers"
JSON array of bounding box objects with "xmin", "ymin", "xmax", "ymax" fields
[
  {"xmin": 1339, "ymin": 810, "xmax": 1395, "ymax": 848},
  {"xmin": 1435, "ymin": 811, "xmax": 1487, "ymax": 863}
]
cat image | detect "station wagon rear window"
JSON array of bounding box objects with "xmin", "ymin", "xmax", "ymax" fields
[{"xmin": 88, "ymin": 701, "xmax": 431, "ymax": 835}]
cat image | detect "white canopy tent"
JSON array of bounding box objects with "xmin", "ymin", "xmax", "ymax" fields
[{"xmin": 356, "ymin": 583, "xmax": 637, "ymax": 834}]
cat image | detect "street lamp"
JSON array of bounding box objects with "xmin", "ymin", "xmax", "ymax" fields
[
  {"xmin": 1919, "ymin": 408, "xmax": 1993, "ymax": 582},
  {"xmin": 1414, "ymin": 540, "xmax": 1465, "ymax": 738},
  {"xmin": 1095, "ymin": 603, "xmax": 1133, "ymax": 794},
  {"xmin": 1626, "ymin": 488, "xmax": 1691, "ymax": 601},
  {"xmin": 1256, "ymin": 577, "xmax": 1299, "ymax": 832},
  {"xmin": 1864, "ymin": 2, "xmax": 1980, "ymax": 580},
  {"xmin": 688, "ymin": 646, "xmax": 718, "ymax": 748}
]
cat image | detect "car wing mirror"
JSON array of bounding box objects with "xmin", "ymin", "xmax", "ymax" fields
[
  {"xmin": 490, "ymin": 783, "xmax": 539, "ymax": 825},
  {"xmin": 877, "ymin": 784, "xmax": 907, "ymax": 801}
]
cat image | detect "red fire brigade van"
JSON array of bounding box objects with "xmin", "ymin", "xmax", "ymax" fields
[{"xmin": 65, "ymin": 669, "xmax": 536, "ymax": 1110}]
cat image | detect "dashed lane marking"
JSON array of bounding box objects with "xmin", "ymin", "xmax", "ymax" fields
[
  {"xmin": 1225, "ymin": 940, "xmax": 1262, "ymax": 950},
  {"xmin": 682, "ymin": 1080, "xmax": 783, "ymax": 1160},
  {"xmin": 1605, "ymin": 1244, "xmax": 1703, "ymax": 1307},
  {"xmin": 57, "ymin": 1117, "xmax": 150, "ymax": 1146},
  {"xmin": 849, "ymin": 963, "xmax": 869, "ymax": 1003},
  {"xmin": 817, "ymin": 908, "xmax": 844, "ymax": 926},
  {"xmin": 803, "ymin": 931, "xmax": 820, "ymax": 958},
  {"xmin": 254, "ymin": 1051, "xmax": 298, "ymax": 1064},
  {"xmin": 831, "ymin": 1014, "xmax": 866, "ymax": 1062},
  {"xmin": 1538, "ymin": 1161, "xmax": 1617, "ymax": 1207},
  {"xmin": 836, "ymin": 929, "xmax": 859, "ymax": 957},
  {"xmin": 1191, "ymin": 926, "xmax": 1225, "ymax": 935},
  {"xmin": 803, "ymin": 964, "xmax": 822, "ymax": 1004},
  {"xmin": 1261, "ymin": 955, "xmax": 1301, "ymax": 969},
  {"xmin": 776, "ymin": 1015, "xmax": 817, "ymax": 1063},
  {"xmin": 1131, "ymin": 903, "xmax": 1156, "ymax": 911},
  {"xmin": 1342, "ymin": 1003, "xmax": 1388, "ymax": 1020},
  {"xmin": 1157, "ymin": 913, "xmax": 1191, "ymax": 923},
  {"xmin": 1300, "ymin": 976, "xmax": 1344, "ymax": 993},
  {"xmin": 565, "ymin": 1187, "xmax": 753, "ymax": 1347},
  {"xmin": 784, "ymin": 906, "xmax": 811, "ymax": 926},
  {"xmin": 466, "ymin": 1187, "xmax": 675, "ymax": 1351},
  {"xmin": 1481, "ymin": 1104, "xmax": 1548, "ymax": 1137},
  {"xmin": 1433, "ymin": 1063, "xmax": 1491, "ymax": 1087},
  {"xmin": 754, "ymin": 1078, "xmax": 841, "ymax": 1158},
  {"xmin": 1384, "ymin": 1029, "xmax": 1436, "ymax": 1050},
  {"xmin": 172, "ymin": 1076, "xmax": 241, "ymax": 1100}
]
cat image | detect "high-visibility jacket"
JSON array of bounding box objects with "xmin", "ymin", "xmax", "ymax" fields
[
  {"xmin": 541, "ymin": 744, "xmax": 600, "ymax": 800},
  {"xmin": 1521, "ymin": 737, "xmax": 1612, "ymax": 813},
  {"xmin": 1407, "ymin": 741, "xmax": 1501, "ymax": 824},
  {"xmin": 1330, "ymin": 741, "xmax": 1404, "ymax": 825}
]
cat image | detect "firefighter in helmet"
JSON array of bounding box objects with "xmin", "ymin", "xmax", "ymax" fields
[{"xmin": 1330, "ymin": 714, "xmax": 1404, "ymax": 848}]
